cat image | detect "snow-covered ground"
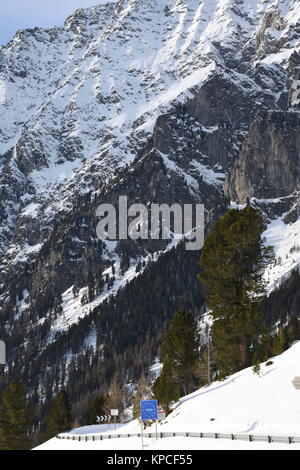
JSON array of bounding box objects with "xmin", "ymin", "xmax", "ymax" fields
[
  {"xmin": 35, "ymin": 341, "xmax": 300, "ymax": 450},
  {"xmin": 35, "ymin": 435, "xmax": 300, "ymax": 451},
  {"xmin": 231, "ymin": 199, "xmax": 300, "ymax": 294},
  {"xmin": 263, "ymin": 214, "xmax": 300, "ymax": 293}
]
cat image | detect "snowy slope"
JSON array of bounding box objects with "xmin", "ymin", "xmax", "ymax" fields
[
  {"xmin": 0, "ymin": 0, "xmax": 299, "ymax": 248},
  {"xmin": 263, "ymin": 211, "xmax": 300, "ymax": 292},
  {"xmin": 36, "ymin": 341, "xmax": 300, "ymax": 450},
  {"xmin": 1, "ymin": 0, "xmax": 299, "ymax": 315}
]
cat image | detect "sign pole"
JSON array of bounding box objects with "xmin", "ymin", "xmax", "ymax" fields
[
  {"xmin": 207, "ymin": 332, "xmax": 211, "ymax": 386},
  {"xmin": 141, "ymin": 421, "xmax": 144, "ymax": 449},
  {"xmin": 155, "ymin": 420, "xmax": 158, "ymax": 440},
  {"xmin": 111, "ymin": 409, "xmax": 119, "ymax": 431}
]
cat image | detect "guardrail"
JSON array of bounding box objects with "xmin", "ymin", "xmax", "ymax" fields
[{"xmin": 57, "ymin": 430, "xmax": 300, "ymax": 445}]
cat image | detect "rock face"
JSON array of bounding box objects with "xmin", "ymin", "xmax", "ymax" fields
[
  {"xmin": 226, "ymin": 111, "xmax": 300, "ymax": 202},
  {"xmin": 0, "ymin": 0, "xmax": 300, "ymax": 417}
]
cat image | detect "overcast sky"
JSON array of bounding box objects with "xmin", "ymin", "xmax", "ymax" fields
[{"xmin": 0, "ymin": 1, "xmax": 115, "ymax": 45}]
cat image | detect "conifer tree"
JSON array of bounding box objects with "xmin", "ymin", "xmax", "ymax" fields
[
  {"xmin": 163, "ymin": 310, "xmax": 199, "ymax": 395},
  {"xmin": 286, "ymin": 316, "xmax": 300, "ymax": 347},
  {"xmin": 85, "ymin": 395, "xmax": 106, "ymax": 425},
  {"xmin": 153, "ymin": 310, "xmax": 199, "ymax": 410},
  {"xmin": 252, "ymin": 333, "xmax": 272, "ymax": 364},
  {"xmin": 153, "ymin": 357, "xmax": 180, "ymax": 414},
  {"xmin": 45, "ymin": 390, "xmax": 73, "ymax": 439},
  {"xmin": 271, "ymin": 327, "xmax": 287, "ymax": 356},
  {"xmin": 199, "ymin": 206, "xmax": 273, "ymax": 378},
  {"xmin": 0, "ymin": 381, "xmax": 31, "ymax": 450},
  {"xmin": 252, "ymin": 360, "xmax": 261, "ymax": 376}
]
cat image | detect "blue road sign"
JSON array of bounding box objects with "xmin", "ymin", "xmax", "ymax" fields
[{"xmin": 140, "ymin": 400, "xmax": 158, "ymax": 420}]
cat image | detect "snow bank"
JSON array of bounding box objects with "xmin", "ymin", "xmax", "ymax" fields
[{"xmin": 35, "ymin": 342, "xmax": 300, "ymax": 450}]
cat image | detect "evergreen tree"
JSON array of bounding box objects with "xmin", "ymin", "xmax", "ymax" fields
[
  {"xmin": 252, "ymin": 333, "xmax": 272, "ymax": 365},
  {"xmin": 153, "ymin": 310, "xmax": 199, "ymax": 410},
  {"xmin": 286, "ymin": 316, "xmax": 300, "ymax": 347},
  {"xmin": 271, "ymin": 327, "xmax": 287, "ymax": 356},
  {"xmin": 199, "ymin": 206, "xmax": 273, "ymax": 378},
  {"xmin": 252, "ymin": 360, "xmax": 261, "ymax": 377},
  {"xmin": 153, "ymin": 357, "xmax": 180, "ymax": 414},
  {"xmin": 0, "ymin": 381, "xmax": 31, "ymax": 450},
  {"xmin": 85, "ymin": 395, "xmax": 106, "ymax": 425},
  {"xmin": 45, "ymin": 390, "xmax": 72, "ymax": 439}
]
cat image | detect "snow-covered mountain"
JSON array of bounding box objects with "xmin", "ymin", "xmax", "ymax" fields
[
  {"xmin": 36, "ymin": 341, "xmax": 300, "ymax": 450},
  {"xmin": 1, "ymin": 0, "xmax": 300, "ymax": 418}
]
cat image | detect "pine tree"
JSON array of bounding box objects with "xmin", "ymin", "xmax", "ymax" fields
[
  {"xmin": 252, "ymin": 333, "xmax": 272, "ymax": 364},
  {"xmin": 153, "ymin": 357, "xmax": 180, "ymax": 414},
  {"xmin": 163, "ymin": 310, "xmax": 199, "ymax": 396},
  {"xmin": 153, "ymin": 310, "xmax": 199, "ymax": 410},
  {"xmin": 271, "ymin": 327, "xmax": 287, "ymax": 356},
  {"xmin": 45, "ymin": 390, "xmax": 73, "ymax": 439},
  {"xmin": 0, "ymin": 381, "xmax": 31, "ymax": 450},
  {"xmin": 286, "ymin": 316, "xmax": 300, "ymax": 347},
  {"xmin": 85, "ymin": 395, "xmax": 107, "ymax": 425},
  {"xmin": 199, "ymin": 206, "xmax": 273, "ymax": 378},
  {"xmin": 252, "ymin": 360, "xmax": 261, "ymax": 377}
]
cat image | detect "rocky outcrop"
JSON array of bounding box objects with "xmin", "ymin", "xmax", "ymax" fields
[{"xmin": 226, "ymin": 110, "xmax": 300, "ymax": 203}]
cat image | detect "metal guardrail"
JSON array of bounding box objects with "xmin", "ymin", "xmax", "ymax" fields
[{"xmin": 57, "ymin": 430, "xmax": 300, "ymax": 445}]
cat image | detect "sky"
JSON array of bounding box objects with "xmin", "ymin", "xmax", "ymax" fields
[{"xmin": 0, "ymin": 0, "xmax": 115, "ymax": 45}]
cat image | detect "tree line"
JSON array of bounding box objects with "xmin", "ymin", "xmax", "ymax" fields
[
  {"xmin": 1, "ymin": 206, "xmax": 300, "ymax": 448},
  {"xmin": 0, "ymin": 381, "xmax": 118, "ymax": 450},
  {"xmin": 153, "ymin": 206, "xmax": 300, "ymax": 410}
]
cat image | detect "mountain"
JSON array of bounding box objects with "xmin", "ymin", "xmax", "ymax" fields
[
  {"xmin": 35, "ymin": 341, "xmax": 300, "ymax": 450},
  {"xmin": 1, "ymin": 0, "xmax": 300, "ymax": 427}
]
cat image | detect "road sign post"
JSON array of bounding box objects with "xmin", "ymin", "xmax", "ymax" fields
[{"xmin": 111, "ymin": 409, "xmax": 118, "ymax": 431}]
